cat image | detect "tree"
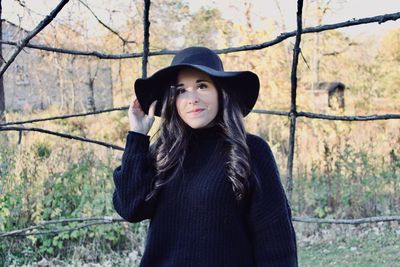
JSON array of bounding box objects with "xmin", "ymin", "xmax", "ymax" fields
[
  {"xmin": 375, "ymin": 28, "xmax": 400, "ymax": 98},
  {"xmin": 182, "ymin": 7, "xmax": 224, "ymax": 48}
]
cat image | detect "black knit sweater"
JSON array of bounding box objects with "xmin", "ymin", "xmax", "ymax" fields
[{"xmin": 112, "ymin": 126, "xmax": 298, "ymax": 266}]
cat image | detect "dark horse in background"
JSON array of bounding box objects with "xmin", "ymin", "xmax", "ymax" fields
[{"xmin": 314, "ymin": 81, "xmax": 346, "ymax": 110}]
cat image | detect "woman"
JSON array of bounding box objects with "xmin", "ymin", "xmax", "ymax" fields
[{"xmin": 112, "ymin": 47, "xmax": 298, "ymax": 266}]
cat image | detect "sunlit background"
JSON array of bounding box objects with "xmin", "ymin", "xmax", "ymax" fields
[{"xmin": 1, "ymin": 0, "xmax": 399, "ymax": 266}]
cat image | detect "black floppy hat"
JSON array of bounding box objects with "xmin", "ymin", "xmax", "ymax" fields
[{"xmin": 134, "ymin": 46, "xmax": 260, "ymax": 117}]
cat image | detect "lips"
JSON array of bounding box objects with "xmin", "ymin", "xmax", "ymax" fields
[{"xmin": 188, "ymin": 108, "xmax": 205, "ymax": 113}]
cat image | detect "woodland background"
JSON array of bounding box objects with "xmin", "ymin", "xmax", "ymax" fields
[{"xmin": 0, "ymin": 0, "xmax": 399, "ymax": 266}]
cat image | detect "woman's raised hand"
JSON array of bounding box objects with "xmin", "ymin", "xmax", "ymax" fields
[{"xmin": 128, "ymin": 98, "xmax": 157, "ymax": 135}]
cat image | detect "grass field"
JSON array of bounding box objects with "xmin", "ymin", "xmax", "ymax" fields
[
  {"xmin": 298, "ymin": 222, "xmax": 400, "ymax": 267},
  {"xmin": 5, "ymin": 222, "xmax": 398, "ymax": 266}
]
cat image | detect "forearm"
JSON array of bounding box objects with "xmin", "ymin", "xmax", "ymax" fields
[
  {"xmin": 112, "ymin": 131, "xmax": 156, "ymax": 222},
  {"xmin": 251, "ymin": 211, "xmax": 298, "ymax": 267}
]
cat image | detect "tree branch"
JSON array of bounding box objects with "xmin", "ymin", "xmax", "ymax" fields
[
  {"xmin": 0, "ymin": 40, "xmax": 151, "ymax": 58},
  {"xmin": 1, "ymin": 107, "xmax": 399, "ymax": 128},
  {"xmin": 0, "ymin": 126, "xmax": 124, "ymax": 150},
  {"xmin": 322, "ymin": 42, "xmax": 358, "ymax": 56},
  {"xmin": 142, "ymin": 0, "xmax": 150, "ymax": 78},
  {"xmin": 0, "ymin": 106, "xmax": 128, "ymax": 126},
  {"xmin": 252, "ymin": 110, "xmax": 400, "ymax": 121},
  {"xmin": 285, "ymin": 0, "xmax": 303, "ymax": 203},
  {"xmin": 78, "ymin": 0, "xmax": 136, "ymax": 45},
  {"xmin": 296, "ymin": 111, "xmax": 400, "ymax": 121},
  {"xmin": 1, "ymin": 215, "xmax": 399, "ymax": 238},
  {"xmin": 293, "ymin": 215, "xmax": 400, "ymax": 225},
  {"xmin": 0, "ymin": 0, "xmax": 70, "ymax": 77},
  {"xmin": 0, "ymin": 217, "xmax": 124, "ymax": 237},
  {"xmin": 1, "ymin": 11, "xmax": 399, "ymax": 59}
]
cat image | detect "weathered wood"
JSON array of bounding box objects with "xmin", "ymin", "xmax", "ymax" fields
[
  {"xmin": 293, "ymin": 215, "xmax": 400, "ymax": 225},
  {"xmin": 142, "ymin": 0, "xmax": 151, "ymax": 78},
  {"xmin": 2, "ymin": 108, "xmax": 400, "ymax": 127},
  {"xmin": 1, "ymin": 12, "xmax": 399, "ymax": 59},
  {"xmin": 286, "ymin": 0, "xmax": 303, "ymax": 203},
  {"xmin": 0, "ymin": 126, "xmax": 124, "ymax": 151},
  {"xmin": 2, "ymin": 215, "xmax": 399, "ymax": 238}
]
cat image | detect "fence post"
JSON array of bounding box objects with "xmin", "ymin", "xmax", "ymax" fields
[
  {"xmin": 142, "ymin": 0, "xmax": 151, "ymax": 79},
  {"xmin": 286, "ymin": 0, "xmax": 304, "ymax": 203}
]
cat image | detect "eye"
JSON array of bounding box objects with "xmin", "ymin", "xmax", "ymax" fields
[
  {"xmin": 197, "ymin": 83, "xmax": 208, "ymax": 89},
  {"xmin": 176, "ymin": 87, "xmax": 186, "ymax": 95}
]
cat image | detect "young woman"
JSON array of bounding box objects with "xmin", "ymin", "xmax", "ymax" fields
[{"xmin": 112, "ymin": 47, "xmax": 298, "ymax": 266}]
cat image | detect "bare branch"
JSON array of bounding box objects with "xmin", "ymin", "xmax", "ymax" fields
[
  {"xmin": 1, "ymin": 215, "xmax": 399, "ymax": 238},
  {"xmin": 215, "ymin": 11, "xmax": 400, "ymax": 54},
  {"xmin": 16, "ymin": 0, "xmax": 26, "ymax": 8},
  {"xmin": 0, "ymin": 126, "xmax": 124, "ymax": 150},
  {"xmin": 251, "ymin": 109, "xmax": 290, "ymax": 116},
  {"xmin": 293, "ymin": 215, "xmax": 400, "ymax": 225},
  {"xmin": 78, "ymin": 0, "xmax": 136, "ymax": 45},
  {"xmin": 322, "ymin": 42, "xmax": 358, "ymax": 56},
  {"xmin": 0, "ymin": 217, "xmax": 125, "ymax": 238},
  {"xmin": 285, "ymin": 0, "xmax": 304, "ymax": 203},
  {"xmin": 321, "ymin": 0, "xmax": 332, "ymax": 17},
  {"xmin": 0, "ymin": 106, "xmax": 128, "ymax": 126},
  {"xmin": 300, "ymin": 50, "xmax": 311, "ymax": 70},
  {"xmin": 1, "ymin": 107, "xmax": 399, "ymax": 128},
  {"xmin": 1, "ymin": 11, "xmax": 399, "ymax": 59},
  {"xmin": 0, "ymin": 40, "xmax": 150, "ymax": 58},
  {"xmin": 252, "ymin": 110, "xmax": 400, "ymax": 121},
  {"xmin": 142, "ymin": 0, "xmax": 150, "ymax": 78},
  {"xmin": 16, "ymin": 0, "xmax": 49, "ymax": 17},
  {"xmin": 0, "ymin": 0, "xmax": 70, "ymax": 77},
  {"xmin": 296, "ymin": 111, "xmax": 400, "ymax": 121},
  {"xmin": 273, "ymin": 0, "xmax": 288, "ymax": 32}
]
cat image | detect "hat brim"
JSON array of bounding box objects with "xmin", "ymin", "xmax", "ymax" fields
[{"xmin": 135, "ymin": 64, "xmax": 259, "ymax": 117}]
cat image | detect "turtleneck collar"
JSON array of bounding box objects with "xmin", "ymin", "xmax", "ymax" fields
[{"xmin": 188, "ymin": 125, "xmax": 223, "ymax": 140}]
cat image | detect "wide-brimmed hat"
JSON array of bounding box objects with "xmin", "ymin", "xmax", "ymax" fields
[{"xmin": 134, "ymin": 46, "xmax": 260, "ymax": 117}]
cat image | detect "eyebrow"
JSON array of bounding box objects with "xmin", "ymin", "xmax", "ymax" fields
[{"xmin": 175, "ymin": 79, "xmax": 211, "ymax": 87}]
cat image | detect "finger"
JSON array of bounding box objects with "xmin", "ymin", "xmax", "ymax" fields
[
  {"xmin": 148, "ymin": 100, "xmax": 158, "ymax": 117},
  {"xmin": 133, "ymin": 98, "xmax": 141, "ymax": 109},
  {"xmin": 129, "ymin": 98, "xmax": 135, "ymax": 110}
]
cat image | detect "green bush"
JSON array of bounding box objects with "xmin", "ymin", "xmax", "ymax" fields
[
  {"xmin": 0, "ymin": 140, "xmax": 140, "ymax": 265},
  {"xmin": 293, "ymin": 141, "xmax": 400, "ymax": 219}
]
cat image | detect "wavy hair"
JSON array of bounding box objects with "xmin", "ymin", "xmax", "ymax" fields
[{"xmin": 145, "ymin": 76, "xmax": 251, "ymax": 201}]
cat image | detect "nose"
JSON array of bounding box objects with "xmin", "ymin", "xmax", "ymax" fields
[{"xmin": 186, "ymin": 90, "xmax": 199, "ymax": 104}]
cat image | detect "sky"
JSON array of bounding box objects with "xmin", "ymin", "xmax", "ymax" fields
[
  {"xmin": 3, "ymin": 0, "xmax": 400, "ymax": 39},
  {"xmin": 189, "ymin": 0, "xmax": 400, "ymax": 37}
]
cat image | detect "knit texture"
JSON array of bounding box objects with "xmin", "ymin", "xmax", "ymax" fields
[{"xmin": 113, "ymin": 126, "xmax": 298, "ymax": 266}]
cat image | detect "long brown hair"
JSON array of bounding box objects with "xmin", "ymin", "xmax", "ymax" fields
[{"xmin": 145, "ymin": 76, "xmax": 251, "ymax": 201}]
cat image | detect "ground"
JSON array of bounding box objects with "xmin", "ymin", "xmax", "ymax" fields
[
  {"xmin": 297, "ymin": 221, "xmax": 400, "ymax": 267},
  {"xmin": 6, "ymin": 221, "xmax": 400, "ymax": 267}
]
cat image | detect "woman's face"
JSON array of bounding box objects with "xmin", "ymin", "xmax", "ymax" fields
[{"xmin": 175, "ymin": 68, "xmax": 219, "ymax": 129}]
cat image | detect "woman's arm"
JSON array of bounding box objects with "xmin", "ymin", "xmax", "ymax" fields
[
  {"xmin": 112, "ymin": 131, "xmax": 157, "ymax": 223},
  {"xmin": 246, "ymin": 134, "xmax": 298, "ymax": 267}
]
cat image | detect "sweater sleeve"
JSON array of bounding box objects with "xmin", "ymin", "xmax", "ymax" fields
[
  {"xmin": 112, "ymin": 131, "xmax": 157, "ymax": 223},
  {"xmin": 246, "ymin": 134, "xmax": 298, "ymax": 267}
]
